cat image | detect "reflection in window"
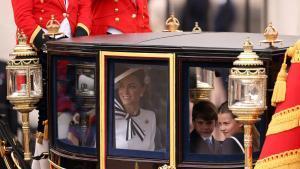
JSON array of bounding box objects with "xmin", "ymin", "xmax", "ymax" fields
[
  {"xmin": 56, "ymin": 60, "xmax": 96, "ymax": 148},
  {"xmin": 113, "ymin": 63, "xmax": 168, "ymax": 152}
]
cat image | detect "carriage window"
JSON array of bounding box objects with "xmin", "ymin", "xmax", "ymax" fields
[
  {"xmin": 182, "ymin": 63, "xmax": 264, "ymax": 162},
  {"xmin": 54, "ymin": 57, "xmax": 97, "ymax": 154},
  {"xmin": 107, "ymin": 60, "xmax": 169, "ymax": 159}
]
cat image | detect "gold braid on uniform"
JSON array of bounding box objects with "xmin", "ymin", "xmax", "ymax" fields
[
  {"xmin": 75, "ymin": 23, "xmax": 90, "ymax": 37},
  {"xmin": 29, "ymin": 26, "xmax": 44, "ymax": 50},
  {"xmin": 255, "ymin": 149, "xmax": 300, "ymax": 169},
  {"xmin": 266, "ymin": 105, "xmax": 300, "ymax": 136}
]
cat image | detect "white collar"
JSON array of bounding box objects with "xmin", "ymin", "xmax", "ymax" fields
[{"xmin": 201, "ymin": 136, "xmax": 212, "ymax": 142}]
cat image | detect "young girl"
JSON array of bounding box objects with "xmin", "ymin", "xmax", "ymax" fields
[
  {"xmin": 218, "ymin": 102, "xmax": 244, "ymax": 154},
  {"xmin": 218, "ymin": 102, "xmax": 260, "ymax": 154}
]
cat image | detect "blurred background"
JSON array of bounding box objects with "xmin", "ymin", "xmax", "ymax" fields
[{"xmin": 2, "ymin": 0, "xmax": 300, "ymax": 62}]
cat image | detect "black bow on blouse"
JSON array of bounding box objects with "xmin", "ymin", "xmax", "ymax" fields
[{"xmin": 114, "ymin": 99, "xmax": 145, "ymax": 141}]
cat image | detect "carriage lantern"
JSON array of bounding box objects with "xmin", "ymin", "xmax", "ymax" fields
[
  {"xmin": 6, "ymin": 30, "xmax": 42, "ymax": 160},
  {"xmin": 228, "ymin": 38, "xmax": 267, "ymax": 169}
]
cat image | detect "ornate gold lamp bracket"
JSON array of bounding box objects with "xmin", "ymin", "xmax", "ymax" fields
[
  {"xmin": 6, "ymin": 30, "xmax": 42, "ymax": 161},
  {"xmin": 228, "ymin": 38, "xmax": 267, "ymax": 169},
  {"xmin": 0, "ymin": 140, "xmax": 13, "ymax": 169},
  {"xmin": 0, "ymin": 140, "xmax": 22, "ymax": 169},
  {"xmin": 260, "ymin": 22, "xmax": 283, "ymax": 47}
]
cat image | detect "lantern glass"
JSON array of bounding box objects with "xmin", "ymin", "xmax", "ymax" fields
[
  {"xmin": 75, "ymin": 65, "xmax": 95, "ymax": 97},
  {"xmin": 7, "ymin": 68, "xmax": 28, "ymax": 97},
  {"xmin": 7, "ymin": 66, "xmax": 42, "ymax": 98},
  {"xmin": 29, "ymin": 66, "xmax": 42, "ymax": 97},
  {"xmin": 228, "ymin": 76, "xmax": 266, "ymax": 109}
]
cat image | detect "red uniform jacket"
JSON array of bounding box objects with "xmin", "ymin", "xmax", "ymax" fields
[
  {"xmin": 11, "ymin": 0, "xmax": 92, "ymax": 49},
  {"xmin": 91, "ymin": 0, "xmax": 151, "ymax": 35}
]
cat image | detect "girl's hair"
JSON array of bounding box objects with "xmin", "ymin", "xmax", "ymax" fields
[
  {"xmin": 218, "ymin": 101, "xmax": 237, "ymax": 118},
  {"xmin": 218, "ymin": 101, "xmax": 261, "ymax": 151}
]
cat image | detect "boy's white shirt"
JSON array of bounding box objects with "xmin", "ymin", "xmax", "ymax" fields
[{"xmin": 201, "ymin": 136, "xmax": 212, "ymax": 141}]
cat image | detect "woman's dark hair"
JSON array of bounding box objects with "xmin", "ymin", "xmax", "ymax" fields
[
  {"xmin": 130, "ymin": 69, "xmax": 145, "ymax": 86},
  {"xmin": 192, "ymin": 100, "xmax": 218, "ymax": 121},
  {"xmin": 218, "ymin": 101, "xmax": 237, "ymax": 118}
]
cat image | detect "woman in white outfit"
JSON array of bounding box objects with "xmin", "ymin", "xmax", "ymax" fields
[{"xmin": 114, "ymin": 67, "xmax": 156, "ymax": 151}]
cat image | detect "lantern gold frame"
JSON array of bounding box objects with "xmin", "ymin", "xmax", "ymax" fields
[
  {"xmin": 228, "ymin": 38, "xmax": 267, "ymax": 169},
  {"xmin": 6, "ymin": 31, "xmax": 42, "ymax": 161}
]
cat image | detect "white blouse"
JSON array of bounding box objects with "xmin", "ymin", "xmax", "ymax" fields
[{"xmin": 115, "ymin": 108, "xmax": 156, "ymax": 151}]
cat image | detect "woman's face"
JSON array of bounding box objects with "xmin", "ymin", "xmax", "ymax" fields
[
  {"xmin": 218, "ymin": 113, "xmax": 243, "ymax": 138},
  {"xmin": 118, "ymin": 75, "xmax": 145, "ymax": 108}
]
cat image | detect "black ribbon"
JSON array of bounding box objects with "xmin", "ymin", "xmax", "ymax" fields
[{"xmin": 115, "ymin": 99, "xmax": 145, "ymax": 141}]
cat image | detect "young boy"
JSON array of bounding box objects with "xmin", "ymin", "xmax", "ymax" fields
[{"xmin": 190, "ymin": 100, "xmax": 221, "ymax": 154}]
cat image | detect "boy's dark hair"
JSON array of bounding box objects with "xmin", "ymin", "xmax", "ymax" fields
[
  {"xmin": 218, "ymin": 101, "xmax": 237, "ymax": 118},
  {"xmin": 192, "ymin": 100, "xmax": 218, "ymax": 121}
]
